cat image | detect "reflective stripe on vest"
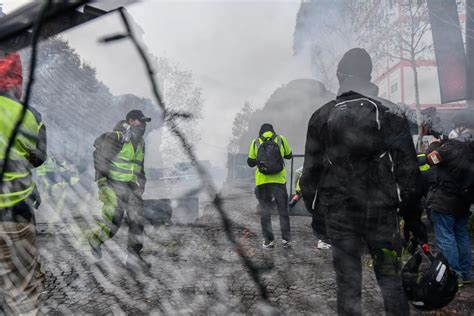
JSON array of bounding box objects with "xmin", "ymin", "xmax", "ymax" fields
[
  {"xmin": 417, "ymin": 154, "xmax": 430, "ymax": 172},
  {"xmin": 108, "ymin": 141, "xmax": 144, "ymax": 182},
  {"xmin": 0, "ymin": 96, "xmax": 42, "ymax": 208}
]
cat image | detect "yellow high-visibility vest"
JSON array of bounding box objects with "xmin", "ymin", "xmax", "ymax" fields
[
  {"xmin": 0, "ymin": 96, "xmax": 42, "ymax": 208},
  {"xmin": 108, "ymin": 140, "xmax": 144, "ymax": 182}
]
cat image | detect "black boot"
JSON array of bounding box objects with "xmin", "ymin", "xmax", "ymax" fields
[
  {"xmin": 88, "ymin": 237, "xmax": 102, "ymax": 259},
  {"xmin": 126, "ymin": 252, "xmax": 151, "ymax": 272}
]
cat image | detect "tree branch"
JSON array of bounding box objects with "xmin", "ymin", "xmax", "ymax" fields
[
  {"xmin": 385, "ymin": 51, "xmax": 412, "ymax": 62},
  {"xmin": 413, "ymin": 24, "xmax": 429, "ymax": 50}
]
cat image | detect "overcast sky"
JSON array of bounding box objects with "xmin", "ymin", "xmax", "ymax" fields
[{"xmin": 4, "ymin": 0, "xmax": 311, "ymax": 168}]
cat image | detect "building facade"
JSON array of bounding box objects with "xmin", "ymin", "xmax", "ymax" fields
[
  {"xmin": 354, "ymin": 0, "xmax": 466, "ymax": 112},
  {"xmin": 294, "ymin": 0, "xmax": 468, "ymax": 114}
]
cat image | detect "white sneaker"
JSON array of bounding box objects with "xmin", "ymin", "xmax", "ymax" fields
[
  {"xmin": 281, "ymin": 239, "xmax": 292, "ymax": 248},
  {"xmin": 262, "ymin": 240, "xmax": 275, "ymax": 249},
  {"xmin": 317, "ymin": 240, "xmax": 331, "ymax": 250}
]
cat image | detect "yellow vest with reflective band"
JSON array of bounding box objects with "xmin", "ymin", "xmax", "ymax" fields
[
  {"xmin": 417, "ymin": 153, "xmax": 430, "ymax": 172},
  {"xmin": 0, "ymin": 96, "xmax": 42, "ymax": 208},
  {"xmin": 108, "ymin": 139, "xmax": 144, "ymax": 183}
]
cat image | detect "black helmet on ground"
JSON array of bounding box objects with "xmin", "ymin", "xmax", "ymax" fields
[{"xmin": 401, "ymin": 243, "xmax": 458, "ymax": 311}]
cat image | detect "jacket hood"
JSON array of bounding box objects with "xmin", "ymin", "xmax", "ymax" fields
[
  {"xmin": 337, "ymin": 77, "xmax": 379, "ymax": 97},
  {"xmin": 259, "ymin": 123, "xmax": 275, "ymax": 137}
]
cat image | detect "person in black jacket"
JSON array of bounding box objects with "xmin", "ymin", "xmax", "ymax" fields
[
  {"xmin": 426, "ymin": 111, "xmax": 474, "ymax": 286},
  {"xmin": 300, "ymin": 48, "xmax": 424, "ymax": 316}
]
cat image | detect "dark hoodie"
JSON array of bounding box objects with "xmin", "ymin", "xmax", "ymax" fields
[{"xmin": 259, "ymin": 123, "xmax": 275, "ymax": 137}]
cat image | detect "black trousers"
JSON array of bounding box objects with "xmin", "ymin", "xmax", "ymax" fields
[
  {"xmin": 0, "ymin": 201, "xmax": 34, "ymax": 223},
  {"xmin": 255, "ymin": 183, "xmax": 290, "ymax": 241},
  {"xmin": 332, "ymin": 236, "xmax": 409, "ymax": 316}
]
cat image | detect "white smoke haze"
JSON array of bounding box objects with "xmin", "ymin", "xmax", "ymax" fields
[
  {"xmin": 60, "ymin": 0, "xmax": 311, "ymax": 168},
  {"xmin": 3, "ymin": 1, "xmax": 473, "ymax": 315}
]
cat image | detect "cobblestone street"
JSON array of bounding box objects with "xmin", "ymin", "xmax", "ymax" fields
[{"xmin": 36, "ymin": 183, "xmax": 474, "ymax": 315}]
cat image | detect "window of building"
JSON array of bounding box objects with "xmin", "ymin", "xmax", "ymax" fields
[{"xmin": 390, "ymin": 82, "xmax": 398, "ymax": 93}]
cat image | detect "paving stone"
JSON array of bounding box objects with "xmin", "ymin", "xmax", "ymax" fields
[{"xmin": 34, "ymin": 182, "xmax": 474, "ymax": 314}]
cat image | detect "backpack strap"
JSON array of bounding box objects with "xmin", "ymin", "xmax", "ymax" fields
[
  {"xmin": 255, "ymin": 134, "xmax": 281, "ymax": 151},
  {"xmin": 114, "ymin": 131, "xmax": 122, "ymax": 142},
  {"xmin": 255, "ymin": 138, "xmax": 261, "ymax": 151}
]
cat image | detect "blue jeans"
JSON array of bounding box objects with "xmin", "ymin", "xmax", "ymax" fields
[{"xmin": 432, "ymin": 211, "xmax": 472, "ymax": 281}]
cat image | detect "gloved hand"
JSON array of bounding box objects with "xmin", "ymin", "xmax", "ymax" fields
[
  {"xmin": 28, "ymin": 149, "xmax": 45, "ymax": 167},
  {"xmin": 404, "ymin": 219, "xmax": 428, "ymax": 244},
  {"xmin": 134, "ymin": 183, "xmax": 145, "ymax": 197},
  {"xmin": 135, "ymin": 187, "xmax": 144, "ymax": 197},
  {"xmin": 288, "ymin": 194, "xmax": 301, "ymax": 208},
  {"xmin": 97, "ymin": 177, "xmax": 107, "ymax": 189}
]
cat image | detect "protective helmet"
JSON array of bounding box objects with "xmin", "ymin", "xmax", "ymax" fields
[{"xmin": 401, "ymin": 244, "xmax": 458, "ymax": 311}]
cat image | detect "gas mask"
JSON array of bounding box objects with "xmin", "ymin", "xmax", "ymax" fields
[{"xmin": 131, "ymin": 123, "xmax": 146, "ymax": 140}]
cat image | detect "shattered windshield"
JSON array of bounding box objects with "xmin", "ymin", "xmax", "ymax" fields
[{"xmin": 0, "ymin": 0, "xmax": 473, "ymax": 314}]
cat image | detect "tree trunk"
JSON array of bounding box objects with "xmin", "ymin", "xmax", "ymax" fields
[{"xmin": 411, "ymin": 59, "xmax": 424, "ymax": 152}]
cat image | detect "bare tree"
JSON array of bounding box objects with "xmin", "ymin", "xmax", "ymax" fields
[
  {"xmin": 293, "ymin": 0, "xmax": 358, "ymax": 93},
  {"xmin": 154, "ymin": 57, "xmax": 203, "ymax": 168},
  {"xmin": 360, "ymin": 0, "xmax": 433, "ymax": 150}
]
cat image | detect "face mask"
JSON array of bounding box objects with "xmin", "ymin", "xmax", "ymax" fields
[{"xmin": 131, "ymin": 124, "xmax": 146, "ymax": 139}]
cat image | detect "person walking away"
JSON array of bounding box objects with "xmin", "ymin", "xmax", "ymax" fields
[
  {"xmin": 300, "ymin": 48, "xmax": 425, "ymax": 316},
  {"xmin": 426, "ymin": 109, "xmax": 474, "ymax": 287},
  {"xmin": 0, "ymin": 51, "xmax": 47, "ymax": 315},
  {"xmin": 247, "ymin": 123, "xmax": 292, "ymax": 249},
  {"xmin": 87, "ymin": 110, "xmax": 151, "ymax": 272}
]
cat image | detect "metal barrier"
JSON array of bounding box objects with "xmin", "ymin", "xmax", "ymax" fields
[{"xmin": 288, "ymin": 154, "xmax": 304, "ymax": 198}]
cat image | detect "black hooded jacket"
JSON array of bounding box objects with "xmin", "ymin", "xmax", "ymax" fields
[
  {"xmin": 426, "ymin": 139, "xmax": 474, "ymax": 217},
  {"xmin": 300, "ymin": 83, "xmax": 419, "ymax": 235}
]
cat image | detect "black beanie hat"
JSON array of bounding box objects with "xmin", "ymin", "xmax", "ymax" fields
[{"xmin": 337, "ymin": 48, "xmax": 373, "ymax": 81}]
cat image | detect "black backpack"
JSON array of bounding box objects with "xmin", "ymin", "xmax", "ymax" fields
[
  {"xmin": 255, "ymin": 135, "xmax": 284, "ymax": 175},
  {"xmin": 327, "ymin": 97, "xmax": 386, "ymax": 159},
  {"xmin": 92, "ymin": 131, "xmax": 122, "ymax": 174}
]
